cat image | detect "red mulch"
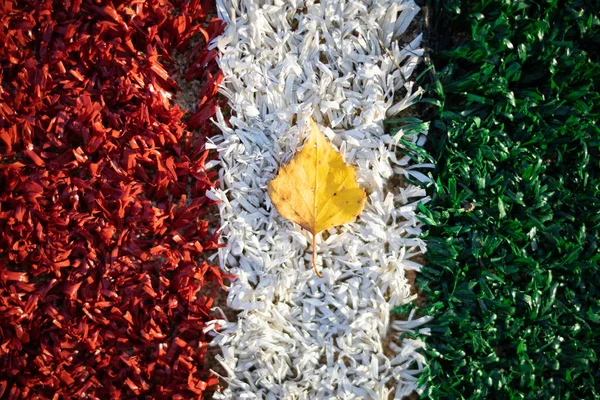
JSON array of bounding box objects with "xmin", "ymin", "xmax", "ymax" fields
[{"xmin": 0, "ymin": 0, "xmax": 230, "ymax": 398}]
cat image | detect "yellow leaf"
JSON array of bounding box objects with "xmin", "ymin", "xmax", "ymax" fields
[{"xmin": 268, "ymin": 119, "xmax": 366, "ymax": 277}]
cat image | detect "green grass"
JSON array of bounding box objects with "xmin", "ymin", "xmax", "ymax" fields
[{"xmin": 391, "ymin": 0, "xmax": 600, "ymax": 398}]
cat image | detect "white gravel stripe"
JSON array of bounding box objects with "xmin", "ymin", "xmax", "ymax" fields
[{"xmin": 207, "ymin": 0, "xmax": 433, "ymax": 398}]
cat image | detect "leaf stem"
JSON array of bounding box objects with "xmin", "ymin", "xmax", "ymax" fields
[{"xmin": 312, "ymin": 234, "xmax": 323, "ymax": 278}]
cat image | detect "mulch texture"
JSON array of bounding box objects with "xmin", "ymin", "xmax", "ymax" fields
[{"xmin": 0, "ymin": 0, "xmax": 229, "ymax": 398}]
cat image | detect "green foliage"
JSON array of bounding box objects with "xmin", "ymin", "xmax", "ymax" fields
[{"xmin": 400, "ymin": 0, "xmax": 600, "ymax": 398}]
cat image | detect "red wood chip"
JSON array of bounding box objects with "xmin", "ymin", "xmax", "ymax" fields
[{"xmin": 0, "ymin": 0, "xmax": 231, "ymax": 397}]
